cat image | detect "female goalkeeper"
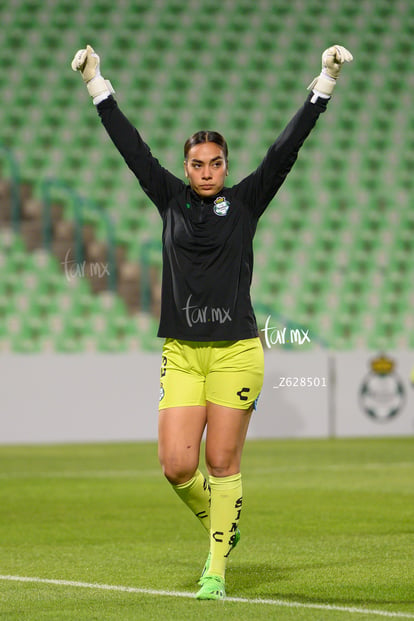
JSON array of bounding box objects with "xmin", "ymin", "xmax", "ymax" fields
[{"xmin": 71, "ymin": 44, "xmax": 352, "ymax": 600}]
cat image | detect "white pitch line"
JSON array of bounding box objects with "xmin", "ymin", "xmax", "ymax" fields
[{"xmin": 1, "ymin": 575, "xmax": 413, "ymax": 619}]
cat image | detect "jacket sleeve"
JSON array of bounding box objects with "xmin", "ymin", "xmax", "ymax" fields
[
  {"xmin": 232, "ymin": 93, "xmax": 328, "ymax": 219},
  {"xmin": 96, "ymin": 96, "xmax": 185, "ymax": 214}
]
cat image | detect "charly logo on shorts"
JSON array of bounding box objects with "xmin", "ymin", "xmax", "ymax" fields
[
  {"xmin": 213, "ymin": 196, "xmax": 230, "ymax": 216},
  {"xmin": 159, "ymin": 383, "xmax": 165, "ymax": 401}
]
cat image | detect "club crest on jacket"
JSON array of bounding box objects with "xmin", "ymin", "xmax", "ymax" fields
[{"xmin": 213, "ymin": 196, "xmax": 230, "ymax": 216}]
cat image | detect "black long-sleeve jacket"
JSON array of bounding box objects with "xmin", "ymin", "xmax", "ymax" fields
[{"xmin": 97, "ymin": 94, "xmax": 327, "ymax": 341}]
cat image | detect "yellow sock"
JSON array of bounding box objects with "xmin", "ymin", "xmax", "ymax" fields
[
  {"xmin": 207, "ymin": 473, "xmax": 242, "ymax": 580},
  {"xmin": 172, "ymin": 470, "xmax": 210, "ymax": 534}
]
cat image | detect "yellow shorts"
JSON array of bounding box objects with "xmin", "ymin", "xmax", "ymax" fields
[{"xmin": 159, "ymin": 337, "xmax": 264, "ymax": 411}]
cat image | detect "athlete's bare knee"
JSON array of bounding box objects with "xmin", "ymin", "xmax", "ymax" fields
[
  {"xmin": 205, "ymin": 453, "xmax": 240, "ymax": 478},
  {"xmin": 159, "ymin": 456, "xmax": 198, "ymax": 485},
  {"xmin": 207, "ymin": 464, "xmax": 238, "ymax": 477}
]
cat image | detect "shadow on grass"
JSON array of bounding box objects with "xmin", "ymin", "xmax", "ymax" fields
[{"xmin": 181, "ymin": 561, "xmax": 414, "ymax": 608}]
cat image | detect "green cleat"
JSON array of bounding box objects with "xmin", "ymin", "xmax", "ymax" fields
[
  {"xmin": 198, "ymin": 551, "xmax": 211, "ymax": 585},
  {"xmin": 196, "ymin": 574, "xmax": 226, "ymax": 600},
  {"xmin": 198, "ymin": 528, "xmax": 240, "ymax": 586}
]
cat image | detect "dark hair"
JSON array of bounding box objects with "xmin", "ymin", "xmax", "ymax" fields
[{"xmin": 184, "ymin": 130, "xmax": 228, "ymax": 162}]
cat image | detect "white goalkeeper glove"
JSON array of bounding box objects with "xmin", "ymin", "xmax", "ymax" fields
[
  {"xmin": 71, "ymin": 44, "xmax": 114, "ymax": 104},
  {"xmin": 308, "ymin": 45, "xmax": 353, "ymax": 97}
]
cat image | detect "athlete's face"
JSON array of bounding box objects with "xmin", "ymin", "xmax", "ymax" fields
[{"xmin": 184, "ymin": 142, "xmax": 228, "ymax": 198}]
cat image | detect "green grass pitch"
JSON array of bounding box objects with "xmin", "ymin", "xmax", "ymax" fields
[{"xmin": 0, "ymin": 437, "xmax": 413, "ymax": 621}]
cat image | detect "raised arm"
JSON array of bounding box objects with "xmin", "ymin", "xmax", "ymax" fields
[
  {"xmin": 233, "ymin": 45, "xmax": 353, "ymax": 218},
  {"xmin": 71, "ymin": 45, "xmax": 185, "ymax": 213}
]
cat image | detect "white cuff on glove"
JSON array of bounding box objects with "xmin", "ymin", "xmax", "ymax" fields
[
  {"xmin": 308, "ymin": 73, "xmax": 336, "ymax": 97},
  {"xmin": 87, "ymin": 76, "xmax": 115, "ymax": 104}
]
